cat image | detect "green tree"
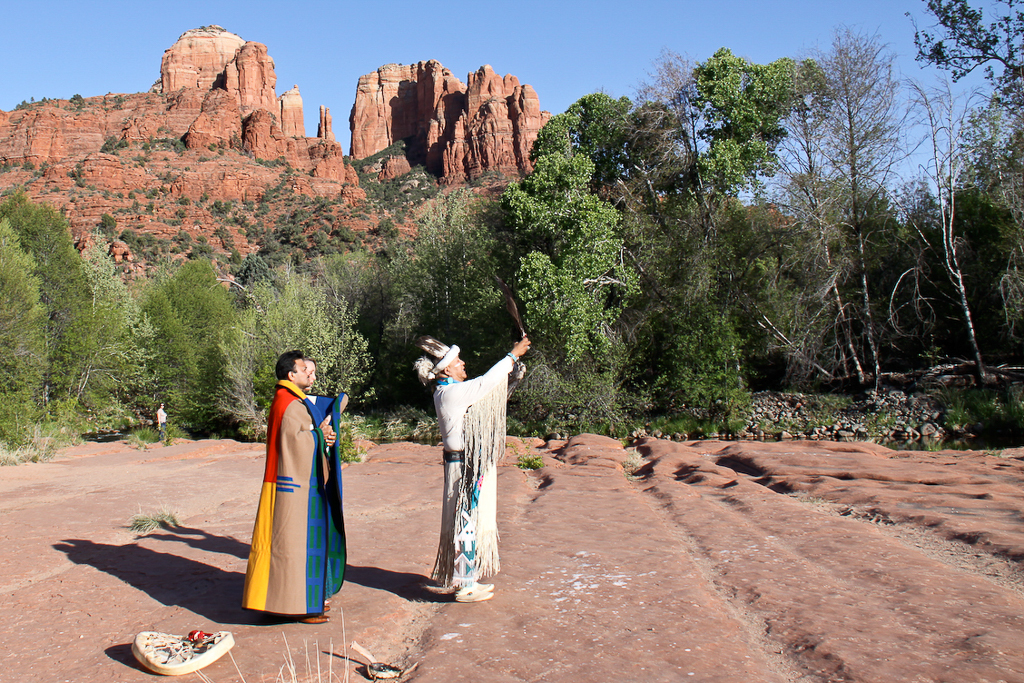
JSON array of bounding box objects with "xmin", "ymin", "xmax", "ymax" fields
[
  {"xmin": 693, "ymin": 48, "xmax": 797, "ymax": 194},
  {"xmin": 914, "ymin": 0, "xmax": 1024, "ymax": 104},
  {"xmin": 79, "ymin": 239, "xmax": 156, "ymax": 417},
  {"xmin": 0, "ymin": 192, "xmax": 95, "ymax": 406},
  {"xmin": 531, "ymin": 93, "xmax": 633, "ymax": 189},
  {"xmin": 0, "ymin": 218, "xmax": 45, "ymax": 444},
  {"xmin": 219, "ymin": 269, "xmax": 371, "ymax": 436},
  {"xmin": 502, "ymin": 153, "xmax": 637, "ymax": 363},
  {"xmin": 613, "ymin": 49, "xmax": 802, "ymax": 412},
  {"xmin": 406, "ymin": 189, "xmax": 501, "ymax": 351},
  {"xmin": 141, "ymin": 259, "xmax": 235, "ymax": 431}
]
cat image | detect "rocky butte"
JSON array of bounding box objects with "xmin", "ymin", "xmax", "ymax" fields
[
  {"xmin": 349, "ymin": 60, "xmax": 550, "ymax": 184},
  {"xmin": 0, "ymin": 28, "xmax": 551, "ymax": 274},
  {"xmin": 0, "ymin": 25, "xmax": 361, "ymax": 269}
]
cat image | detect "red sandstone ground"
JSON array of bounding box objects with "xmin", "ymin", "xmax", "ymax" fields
[{"xmin": 1, "ymin": 435, "xmax": 1023, "ymax": 682}]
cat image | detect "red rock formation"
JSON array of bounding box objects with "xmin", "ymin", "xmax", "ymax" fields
[
  {"xmin": 349, "ymin": 60, "xmax": 549, "ymax": 183},
  {"xmin": 241, "ymin": 108, "xmax": 286, "ymax": 159},
  {"xmin": 509, "ymin": 84, "xmax": 546, "ymax": 169},
  {"xmin": 349, "ymin": 61, "xmax": 465, "ymax": 170},
  {"xmin": 224, "ymin": 41, "xmax": 278, "ymax": 115},
  {"xmin": 318, "ymin": 105, "xmax": 334, "ymax": 141},
  {"xmin": 185, "ymin": 89, "xmax": 241, "ymax": 150},
  {"xmin": 278, "ymin": 86, "xmax": 305, "ymax": 138},
  {"xmin": 240, "ymin": 108, "xmax": 310, "ymax": 167},
  {"xmin": 160, "ymin": 26, "xmax": 246, "ymax": 93},
  {"xmin": 379, "ymin": 155, "xmax": 412, "ymax": 180},
  {"xmin": 108, "ymin": 239, "xmax": 133, "ymax": 263},
  {"xmin": 161, "ymin": 25, "xmax": 278, "ymax": 119}
]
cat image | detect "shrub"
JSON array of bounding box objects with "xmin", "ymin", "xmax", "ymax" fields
[
  {"xmin": 129, "ymin": 508, "xmax": 180, "ymax": 534},
  {"xmin": 99, "ymin": 213, "xmax": 117, "ymax": 234},
  {"xmin": 100, "ymin": 136, "xmax": 129, "ymax": 154}
]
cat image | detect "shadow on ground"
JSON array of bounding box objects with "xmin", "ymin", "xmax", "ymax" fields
[{"xmin": 54, "ymin": 538, "xmax": 260, "ymax": 625}]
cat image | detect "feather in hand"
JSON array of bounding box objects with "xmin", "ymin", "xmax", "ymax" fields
[{"xmin": 494, "ymin": 277, "xmax": 526, "ymax": 339}]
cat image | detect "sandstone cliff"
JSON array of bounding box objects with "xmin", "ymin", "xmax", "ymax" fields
[
  {"xmin": 159, "ymin": 26, "xmax": 246, "ymax": 93},
  {"xmin": 349, "ymin": 60, "xmax": 550, "ymax": 183},
  {"xmin": 278, "ymin": 85, "xmax": 305, "ymax": 138}
]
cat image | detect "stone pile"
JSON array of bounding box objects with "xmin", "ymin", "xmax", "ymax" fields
[
  {"xmin": 740, "ymin": 390, "xmax": 946, "ymax": 443},
  {"xmin": 632, "ymin": 390, "xmax": 949, "ymax": 445}
]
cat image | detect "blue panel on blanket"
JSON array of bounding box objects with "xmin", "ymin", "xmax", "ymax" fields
[{"xmin": 304, "ymin": 395, "xmax": 336, "ymax": 426}]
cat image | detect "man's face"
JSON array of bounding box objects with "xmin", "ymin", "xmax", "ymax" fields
[
  {"xmin": 442, "ymin": 355, "xmax": 467, "ymax": 382},
  {"xmin": 305, "ymin": 361, "xmax": 317, "ymax": 390},
  {"xmin": 288, "ymin": 360, "xmax": 312, "ymax": 391}
]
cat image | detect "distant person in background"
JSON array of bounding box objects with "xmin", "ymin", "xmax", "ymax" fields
[
  {"xmin": 242, "ymin": 350, "xmax": 347, "ymax": 624},
  {"xmin": 156, "ymin": 404, "xmax": 167, "ymax": 441}
]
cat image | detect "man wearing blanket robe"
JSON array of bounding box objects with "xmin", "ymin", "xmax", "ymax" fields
[
  {"xmin": 415, "ymin": 335, "xmax": 530, "ymax": 603},
  {"xmin": 242, "ymin": 350, "xmax": 347, "ymax": 624}
]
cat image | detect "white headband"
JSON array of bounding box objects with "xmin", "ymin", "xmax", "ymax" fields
[{"xmin": 433, "ymin": 345, "xmax": 460, "ymax": 374}]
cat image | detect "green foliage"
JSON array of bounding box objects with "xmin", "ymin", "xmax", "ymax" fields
[
  {"xmin": 531, "ymin": 93, "xmax": 633, "ymax": 187},
  {"xmin": 0, "ymin": 218, "xmax": 45, "ymax": 445},
  {"xmin": 914, "ymin": 0, "xmax": 1024, "ymax": 103},
  {"xmin": 693, "ymin": 48, "xmax": 796, "ymax": 192},
  {"xmin": 78, "ymin": 240, "xmax": 156, "ymax": 417},
  {"xmin": 235, "ymin": 253, "xmax": 272, "ymax": 288},
  {"xmin": 99, "ymin": 213, "xmax": 117, "ymax": 235},
  {"xmin": 502, "ymin": 153, "xmax": 637, "ymax": 363},
  {"xmin": 129, "ymin": 426, "xmax": 160, "ymax": 445},
  {"xmin": 0, "ymin": 193, "xmax": 100, "ymax": 408},
  {"xmin": 219, "ymin": 269, "xmax": 372, "ymax": 434},
  {"xmin": 405, "ymin": 189, "xmax": 502, "ymax": 353},
  {"xmin": 516, "ymin": 453, "xmax": 544, "ymax": 469},
  {"xmin": 141, "ymin": 260, "xmax": 235, "ymax": 431},
  {"xmin": 937, "ymin": 386, "xmax": 1024, "ymax": 435},
  {"xmin": 335, "ymin": 419, "xmax": 365, "ymax": 462},
  {"xmin": 510, "ymin": 347, "xmax": 635, "ymax": 436},
  {"xmin": 647, "ymin": 307, "xmax": 749, "ymax": 415},
  {"xmin": 100, "ymin": 136, "xmax": 129, "ymax": 154}
]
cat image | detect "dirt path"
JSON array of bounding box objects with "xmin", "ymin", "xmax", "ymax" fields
[{"xmin": 0, "ymin": 436, "xmax": 1022, "ymax": 682}]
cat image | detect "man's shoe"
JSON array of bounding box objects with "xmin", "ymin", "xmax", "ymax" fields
[
  {"xmin": 297, "ymin": 614, "xmax": 329, "ymax": 624},
  {"xmin": 455, "ymin": 585, "xmax": 495, "ymax": 603}
]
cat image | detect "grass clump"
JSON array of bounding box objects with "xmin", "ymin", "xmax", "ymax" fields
[
  {"xmin": 622, "ymin": 449, "xmax": 644, "ymax": 480},
  {"xmin": 0, "ymin": 422, "xmax": 74, "ymax": 465},
  {"xmin": 516, "ymin": 453, "xmax": 544, "ymax": 470},
  {"xmin": 335, "ymin": 419, "xmax": 365, "ymax": 463},
  {"xmin": 129, "ymin": 508, "xmax": 180, "ymax": 534},
  {"xmin": 938, "ymin": 387, "xmax": 1024, "ymax": 436},
  {"xmin": 0, "ymin": 441, "xmax": 57, "ymax": 466},
  {"xmin": 127, "ymin": 426, "xmax": 159, "ymax": 450}
]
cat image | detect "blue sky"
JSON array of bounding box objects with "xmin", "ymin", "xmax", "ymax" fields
[{"xmin": 0, "ymin": 0, "xmax": 978, "ymax": 152}]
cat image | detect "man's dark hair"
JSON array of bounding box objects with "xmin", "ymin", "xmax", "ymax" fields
[{"xmin": 276, "ymin": 350, "xmax": 305, "ymax": 380}]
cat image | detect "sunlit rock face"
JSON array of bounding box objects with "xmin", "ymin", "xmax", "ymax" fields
[{"xmin": 350, "ymin": 60, "xmax": 550, "ymax": 183}]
